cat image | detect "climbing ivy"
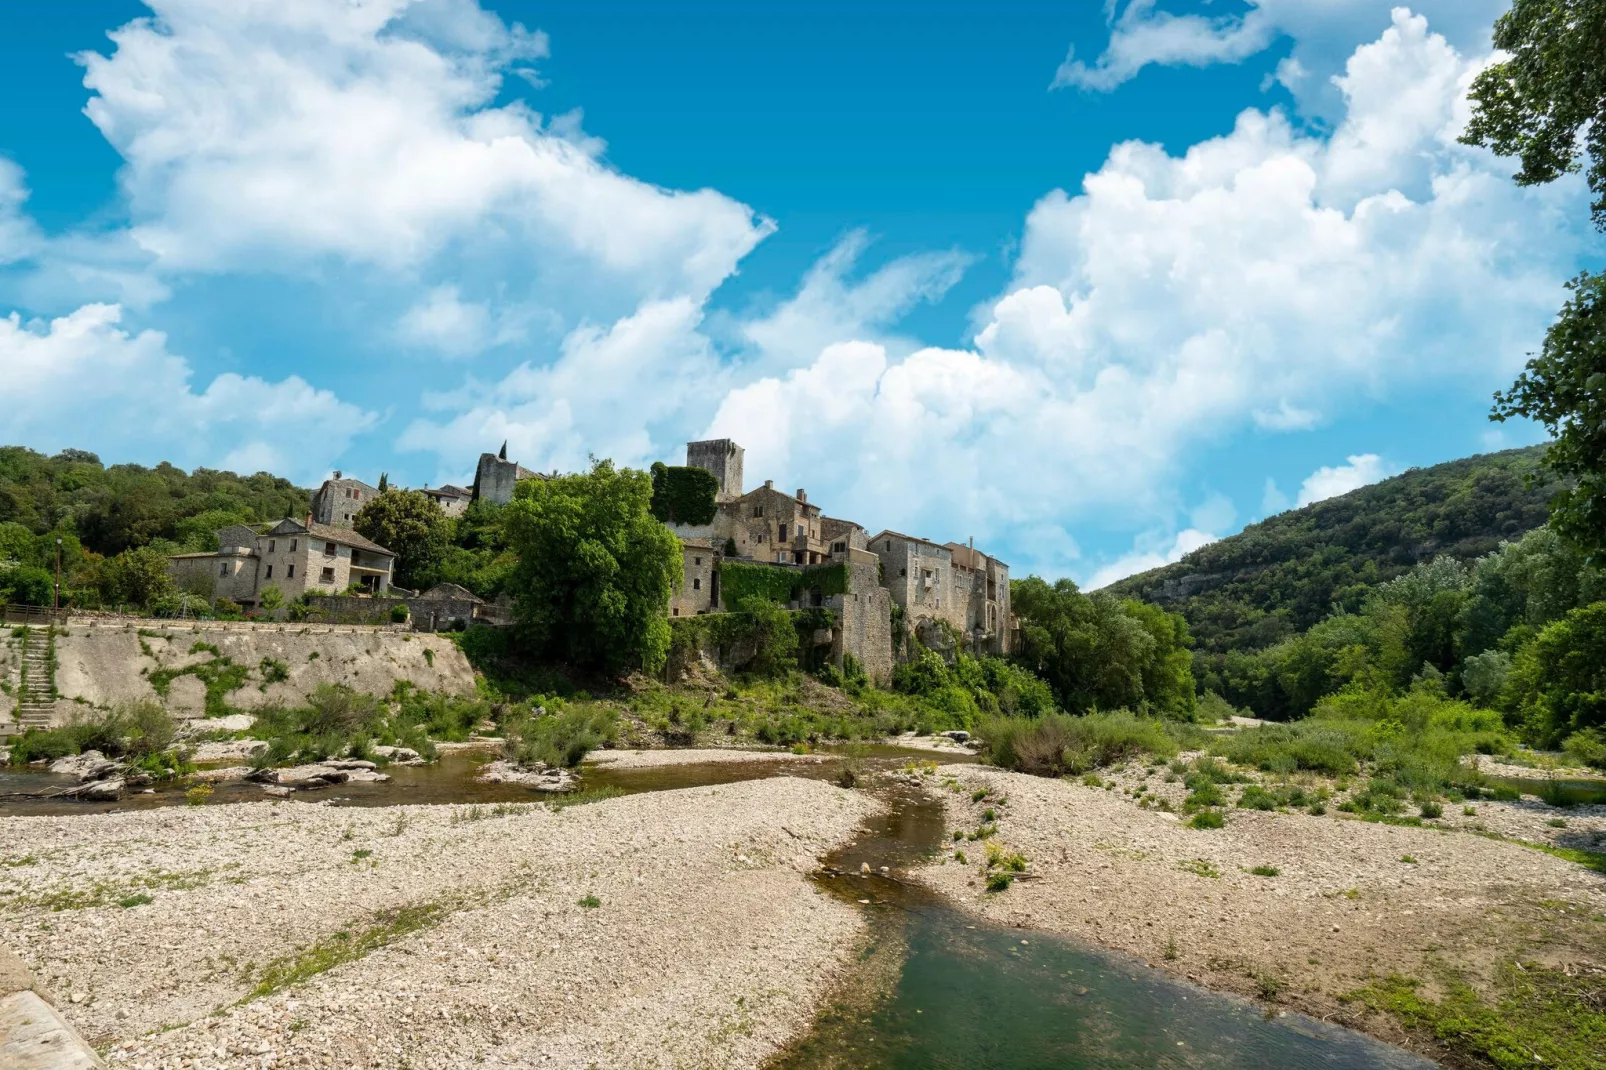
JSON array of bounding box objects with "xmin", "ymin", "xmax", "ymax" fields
[
  {"xmin": 719, "ymin": 562, "xmax": 848, "ymax": 610},
  {"xmin": 147, "ymin": 651, "xmax": 251, "ymax": 717},
  {"xmin": 649, "ymin": 463, "xmax": 718, "ymax": 525}
]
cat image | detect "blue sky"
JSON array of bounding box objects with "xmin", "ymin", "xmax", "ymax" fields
[{"xmin": 0, "ymin": 1, "xmax": 1599, "ymax": 585}]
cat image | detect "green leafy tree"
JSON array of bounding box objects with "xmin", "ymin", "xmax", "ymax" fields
[
  {"xmin": 1491, "ymin": 273, "xmax": 1606, "ymax": 560},
  {"xmin": 0, "ymin": 565, "xmax": 54, "ymax": 606},
  {"xmin": 503, "ymin": 459, "xmax": 681, "ymax": 674},
  {"xmin": 353, "ymin": 489, "xmax": 450, "ymax": 591},
  {"xmin": 1463, "ymin": 0, "xmax": 1606, "ymax": 560},
  {"xmin": 1507, "ymin": 600, "xmax": 1606, "ymax": 745},
  {"xmin": 648, "ymin": 463, "xmax": 719, "ymax": 525},
  {"xmin": 257, "ymin": 584, "xmax": 286, "ymax": 616},
  {"xmin": 1011, "ymin": 576, "xmax": 1195, "ymax": 716},
  {"xmin": 99, "ymin": 546, "xmax": 176, "ymax": 609}
]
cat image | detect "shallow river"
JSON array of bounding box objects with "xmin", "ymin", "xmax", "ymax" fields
[{"xmin": 1, "ymin": 747, "xmax": 1438, "ymax": 1068}]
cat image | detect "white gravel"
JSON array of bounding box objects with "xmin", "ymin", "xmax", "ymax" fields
[
  {"xmin": 1, "ymin": 776, "xmax": 873, "ymax": 1068},
  {"xmin": 585, "ymin": 748, "xmax": 828, "ymax": 769}
]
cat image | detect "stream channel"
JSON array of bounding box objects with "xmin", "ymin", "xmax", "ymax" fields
[{"xmin": 2, "ymin": 747, "xmax": 1442, "ymax": 1068}]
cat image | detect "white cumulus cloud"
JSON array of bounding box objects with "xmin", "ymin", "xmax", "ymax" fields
[
  {"xmin": 0, "ymin": 303, "xmax": 375, "ymax": 484},
  {"xmin": 1086, "ymin": 528, "xmax": 1220, "ymax": 591},
  {"xmin": 1297, "ymin": 453, "xmax": 1387, "ymax": 506},
  {"xmin": 702, "ymin": 11, "xmax": 1589, "ymax": 575}
]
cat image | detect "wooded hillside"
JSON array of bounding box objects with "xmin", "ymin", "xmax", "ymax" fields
[{"xmin": 1107, "ymin": 446, "xmax": 1558, "ymax": 654}]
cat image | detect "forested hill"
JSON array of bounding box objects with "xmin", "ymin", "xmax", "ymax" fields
[
  {"xmin": 1106, "ymin": 446, "xmax": 1558, "ymax": 655},
  {"xmin": 0, "ymin": 446, "xmax": 309, "ymax": 558}
]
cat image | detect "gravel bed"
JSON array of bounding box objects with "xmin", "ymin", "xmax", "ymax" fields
[
  {"xmin": 918, "ymin": 765, "xmax": 1606, "ymax": 1051},
  {"xmin": 1, "ymin": 776, "xmax": 872, "ymax": 1068}
]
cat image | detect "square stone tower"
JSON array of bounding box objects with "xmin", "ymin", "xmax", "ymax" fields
[{"xmin": 685, "ymin": 439, "xmax": 744, "ymax": 501}]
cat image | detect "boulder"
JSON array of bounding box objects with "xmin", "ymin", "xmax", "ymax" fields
[
  {"xmin": 191, "ymin": 739, "xmax": 268, "ymax": 763},
  {"xmin": 248, "ymin": 764, "xmax": 350, "ymax": 788},
  {"xmin": 343, "ymin": 769, "xmax": 392, "ymax": 783},
  {"xmin": 325, "ymin": 759, "xmax": 377, "ymax": 771},
  {"xmin": 79, "ymin": 777, "xmax": 125, "ymax": 801},
  {"xmin": 942, "ymin": 730, "xmax": 971, "ymax": 744},
  {"xmin": 370, "ymin": 745, "xmax": 422, "ymax": 764},
  {"xmin": 192, "ymin": 765, "xmax": 252, "ymax": 783},
  {"xmin": 50, "ymin": 750, "xmax": 122, "ymax": 783}
]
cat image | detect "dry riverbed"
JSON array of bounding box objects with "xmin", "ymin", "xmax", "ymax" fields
[
  {"xmin": 920, "ymin": 764, "xmax": 1606, "ymax": 1061},
  {"xmin": 1, "ymin": 776, "xmax": 873, "ymax": 1069}
]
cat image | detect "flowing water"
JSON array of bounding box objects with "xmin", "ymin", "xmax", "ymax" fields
[{"xmin": 0, "ymin": 747, "xmax": 1436, "ymax": 1067}]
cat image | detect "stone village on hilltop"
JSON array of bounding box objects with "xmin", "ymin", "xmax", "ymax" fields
[{"xmin": 166, "ymin": 440, "xmax": 1014, "ymax": 685}]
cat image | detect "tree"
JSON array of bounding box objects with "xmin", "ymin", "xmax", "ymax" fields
[
  {"xmin": 377, "ymin": 473, "xmax": 389, "ymax": 492},
  {"xmin": 257, "ymin": 584, "xmax": 285, "ymax": 616},
  {"xmin": 1491, "ymin": 273, "xmax": 1606, "ymax": 561},
  {"xmin": 99, "ymin": 547, "xmax": 176, "ymax": 609},
  {"xmin": 1464, "ymin": 0, "xmax": 1606, "ymax": 560},
  {"xmin": 1462, "ymin": 0, "xmax": 1606, "ymax": 231},
  {"xmin": 353, "ymin": 489, "xmax": 449, "ymax": 591},
  {"xmin": 1507, "ymin": 600, "xmax": 1606, "ymax": 746},
  {"xmin": 503, "ymin": 459, "xmax": 681, "ymax": 674}
]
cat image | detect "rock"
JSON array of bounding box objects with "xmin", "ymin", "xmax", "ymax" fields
[
  {"xmin": 260, "ymin": 785, "xmax": 293, "ymax": 797},
  {"xmin": 191, "ymin": 739, "xmax": 268, "ymax": 762},
  {"xmin": 942, "ymin": 730, "xmax": 971, "ymax": 744},
  {"xmin": 248, "ymin": 764, "xmax": 351, "ymax": 788},
  {"xmin": 325, "ymin": 759, "xmax": 376, "ymax": 771},
  {"xmin": 50, "ymin": 750, "xmax": 122, "ymax": 782},
  {"xmin": 474, "ymin": 759, "xmax": 576, "ymax": 793},
  {"xmin": 343, "ymin": 770, "xmax": 392, "ymax": 783},
  {"xmin": 371, "ymin": 745, "xmax": 424, "ymax": 765},
  {"xmin": 859, "ymin": 862, "xmax": 871, "ymax": 875},
  {"xmin": 193, "ymin": 765, "xmax": 253, "ymax": 783},
  {"xmin": 79, "ymin": 778, "xmax": 125, "ymax": 801}
]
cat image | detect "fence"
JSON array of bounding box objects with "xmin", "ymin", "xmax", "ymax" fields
[{"xmin": 0, "ymin": 604, "xmax": 69, "ymax": 627}]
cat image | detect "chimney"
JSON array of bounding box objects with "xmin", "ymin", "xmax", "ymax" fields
[
  {"xmin": 764, "ymin": 479, "xmax": 773, "ymax": 490},
  {"xmin": 333, "ymin": 470, "xmax": 342, "ymax": 479},
  {"xmin": 969, "ymin": 536, "xmax": 974, "ymax": 550},
  {"xmin": 796, "ymin": 488, "xmax": 807, "ymax": 503}
]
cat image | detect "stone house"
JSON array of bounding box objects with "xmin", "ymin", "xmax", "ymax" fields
[
  {"xmin": 168, "ymin": 518, "xmax": 396, "ymax": 610},
  {"xmin": 311, "ymin": 472, "xmax": 378, "ymax": 529},
  {"xmin": 868, "ymin": 530, "xmax": 1012, "ymax": 656},
  {"xmin": 670, "ymin": 538, "xmax": 721, "ymax": 618},
  {"xmin": 407, "ymin": 583, "xmax": 482, "ymax": 631},
  {"xmin": 420, "ymin": 484, "xmax": 472, "ymax": 517}
]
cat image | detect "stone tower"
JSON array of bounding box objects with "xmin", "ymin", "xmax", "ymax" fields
[{"xmin": 685, "ymin": 439, "xmax": 744, "ymax": 502}]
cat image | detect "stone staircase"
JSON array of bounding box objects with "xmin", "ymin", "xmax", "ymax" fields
[{"xmin": 13, "ymin": 629, "xmax": 55, "ymax": 731}]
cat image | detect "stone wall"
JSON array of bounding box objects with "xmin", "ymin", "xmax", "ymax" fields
[
  {"xmin": 42, "ymin": 618, "xmax": 475, "ymax": 723},
  {"xmin": 671, "ymin": 543, "xmax": 720, "ymax": 618},
  {"xmin": 685, "ymin": 438, "xmax": 744, "ymax": 500}
]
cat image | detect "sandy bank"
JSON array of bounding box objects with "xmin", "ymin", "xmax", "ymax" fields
[
  {"xmin": 1, "ymin": 777, "xmax": 872, "ymax": 1069},
  {"xmin": 919, "ymin": 766, "xmax": 1606, "ymax": 1053}
]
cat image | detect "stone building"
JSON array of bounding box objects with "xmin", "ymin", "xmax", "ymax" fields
[
  {"xmin": 407, "ymin": 583, "xmax": 483, "ymax": 631},
  {"xmin": 821, "ymin": 517, "xmax": 868, "ymax": 559},
  {"xmin": 168, "ymin": 519, "xmax": 396, "ymax": 610},
  {"xmin": 472, "ymin": 443, "xmax": 541, "ymax": 505},
  {"xmin": 670, "ymin": 538, "xmax": 721, "ymax": 618},
  {"xmin": 420, "ymin": 484, "xmax": 472, "ymax": 517},
  {"xmin": 685, "ymin": 438, "xmax": 744, "ymax": 501},
  {"xmin": 868, "ymin": 530, "xmax": 1011, "ymax": 655},
  {"xmin": 311, "ymin": 472, "xmax": 378, "ymax": 528}
]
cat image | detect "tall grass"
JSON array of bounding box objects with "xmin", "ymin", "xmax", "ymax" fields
[
  {"xmin": 8, "ymin": 701, "xmax": 177, "ymax": 765},
  {"xmin": 978, "ymin": 711, "xmax": 1186, "ymax": 776}
]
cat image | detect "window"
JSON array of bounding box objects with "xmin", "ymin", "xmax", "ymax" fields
[
  {"xmin": 290, "ymin": 539, "xmax": 297, "ymax": 552},
  {"xmin": 672, "ymin": 607, "xmax": 680, "ymax": 616},
  {"xmin": 885, "ymin": 540, "xmax": 892, "ymax": 550},
  {"xmin": 343, "ymin": 513, "xmax": 351, "ymax": 522},
  {"xmin": 833, "ymin": 541, "xmax": 846, "ymax": 553},
  {"xmin": 778, "ymin": 525, "xmax": 786, "ymax": 541},
  {"xmin": 694, "ymin": 556, "xmax": 701, "ymax": 566},
  {"xmin": 325, "ymin": 542, "xmax": 337, "ymax": 556},
  {"xmin": 320, "ymin": 567, "xmax": 336, "ymax": 584},
  {"xmin": 287, "ymin": 565, "xmax": 295, "ymax": 579},
  {"xmin": 693, "ymin": 578, "xmax": 701, "ymax": 590},
  {"xmin": 353, "ymin": 490, "xmax": 360, "ymax": 501},
  {"xmin": 268, "ymin": 539, "xmax": 276, "ymax": 553},
  {"xmin": 752, "ymin": 505, "xmax": 765, "ymax": 518},
  {"xmin": 219, "ymin": 562, "xmax": 229, "ymax": 577},
  {"xmin": 265, "ymin": 564, "xmax": 274, "ymax": 579},
  {"xmin": 899, "ymin": 567, "xmax": 906, "ymax": 577}
]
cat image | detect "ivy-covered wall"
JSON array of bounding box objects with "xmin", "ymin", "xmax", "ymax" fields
[
  {"xmin": 649, "ymin": 463, "xmax": 718, "ymax": 525},
  {"xmin": 719, "ymin": 561, "xmax": 849, "ymax": 610}
]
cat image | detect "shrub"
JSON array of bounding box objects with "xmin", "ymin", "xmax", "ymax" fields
[
  {"xmin": 1238, "ymin": 785, "xmax": 1280, "ymax": 811},
  {"xmin": 390, "ymin": 603, "xmax": 409, "ymax": 623},
  {"xmin": 978, "ymin": 711, "xmax": 1180, "ymax": 777},
  {"xmin": 1188, "ymin": 810, "xmax": 1225, "ymax": 829},
  {"xmin": 504, "ymin": 706, "xmax": 618, "ymax": 768},
  {"xmin": 1563, "ymin": 728, "xmax": 1606, "ymax": 770}
]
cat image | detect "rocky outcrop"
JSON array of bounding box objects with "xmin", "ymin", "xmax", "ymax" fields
[
  {"xmin": 189, "ymin": 739, "xmax": 268, "ymax": 763},
  {"xmin": 474, "ymin": 759, "xmax": 576, "ymax": 792},
  {"xmin": 48, "ymin": 752, "xmax": 121, "ymax": 783}
]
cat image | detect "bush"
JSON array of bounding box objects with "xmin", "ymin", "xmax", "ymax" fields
[
  {"xmin": 504, "ymin": 706, "xmax": 618, "ymax": 768},
  {"xmin": 391, "ymin": 603, "xmax": 409, "ymax": 623},
  {"xmin": 1188, "ymin": 810, "xmax": 1225, "ymax": 829},
  {"xmin": 1563, "ymin": 728, "xmax": 1606, "ymax": 770},
  {"xmin": 978, "ymin": 711, "xmax": 1180, "ymax": 777},
  {"xmin": 4, "ymin": 701, "xmax": 176, "ymax": 764}
]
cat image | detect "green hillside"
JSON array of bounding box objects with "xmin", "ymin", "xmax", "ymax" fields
[{"xmin": 1106, "ymin": 446, "xmax": 1559, "ymax": 655}]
